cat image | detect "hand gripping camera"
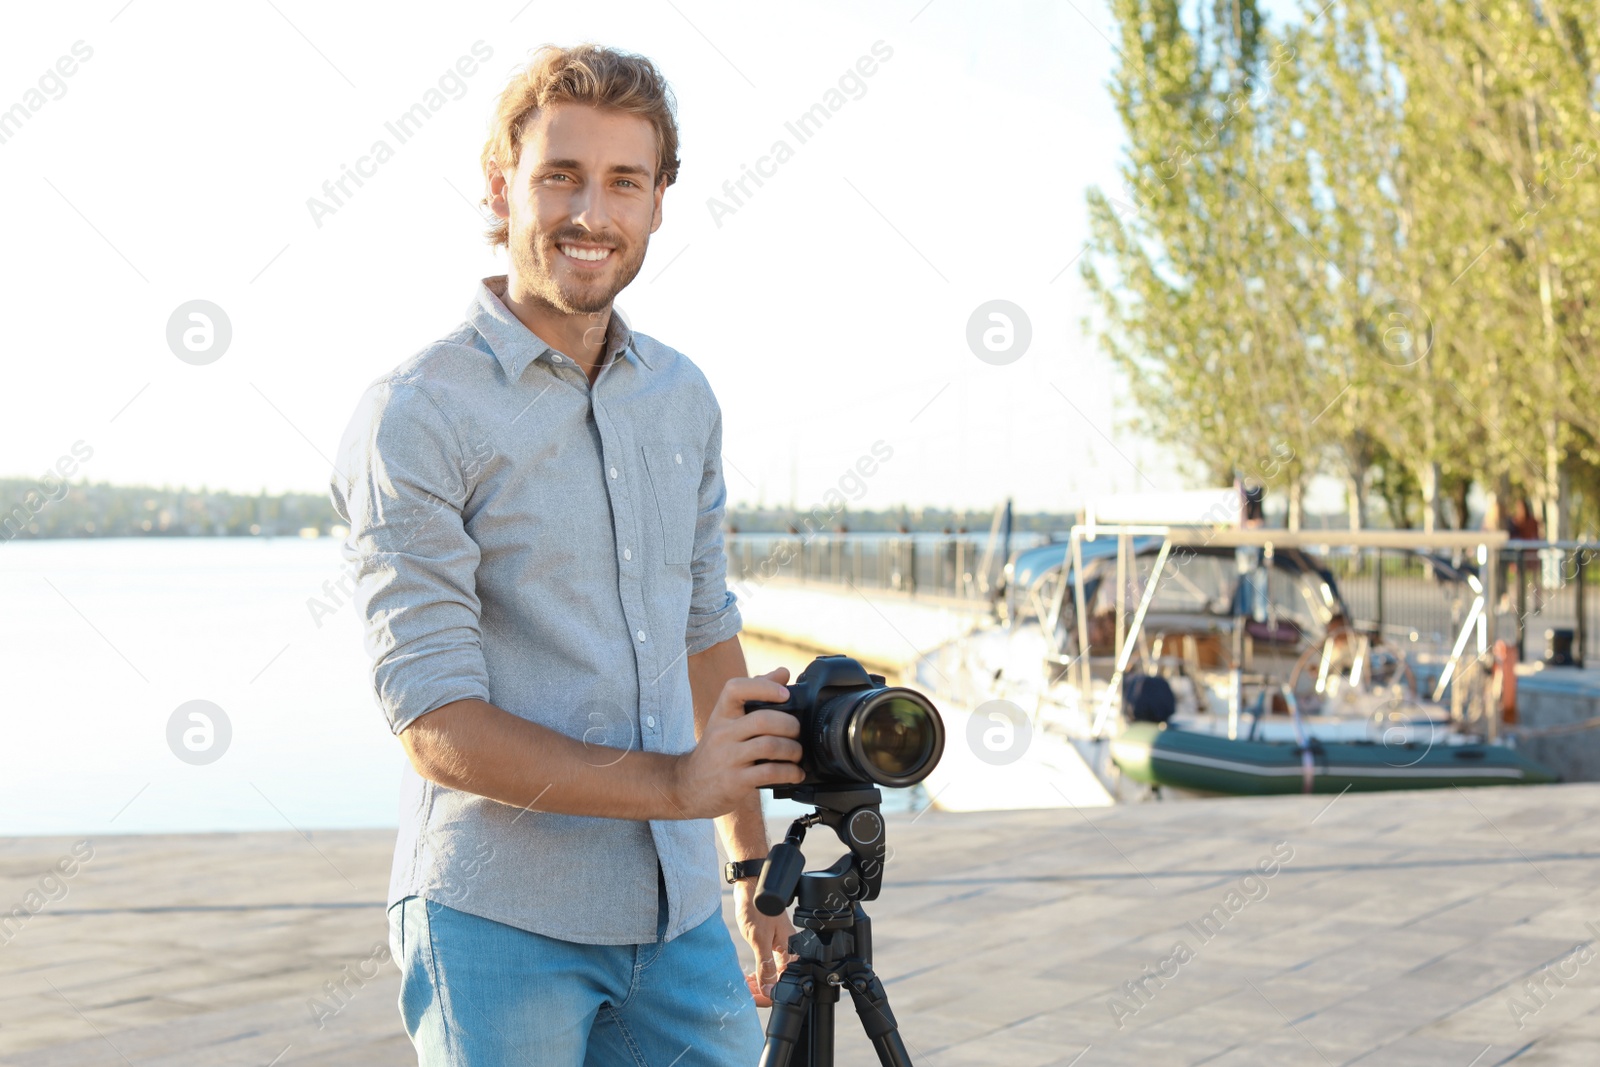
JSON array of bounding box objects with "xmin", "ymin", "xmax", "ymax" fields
[{"xmin": 742, "ymin": 653, "xmax": 945, "ymax": 794}]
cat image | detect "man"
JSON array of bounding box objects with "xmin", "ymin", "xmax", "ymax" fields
[{"xmin": 330, "ymin": 43, "xmax": 801, "ymax": 1065}]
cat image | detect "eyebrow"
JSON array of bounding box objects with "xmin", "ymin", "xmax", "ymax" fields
[{"xmin": 540, "ymin": 158, "xmax": 653, "ymax": 179}]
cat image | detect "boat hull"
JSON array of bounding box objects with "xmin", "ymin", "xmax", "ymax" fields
[{"xmin": 1111, "ymin": 722, "xmax": 1559, "ymax": 795}]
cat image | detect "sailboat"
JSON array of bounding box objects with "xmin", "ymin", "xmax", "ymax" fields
[{"xmin": 917, "ymin": 507, "xmax": 1556, "ymax": 805}]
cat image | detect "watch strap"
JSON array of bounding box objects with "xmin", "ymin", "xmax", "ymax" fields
[{"xmin": 724, "ymin": 858, "xmax": 765, "ymax": 884}]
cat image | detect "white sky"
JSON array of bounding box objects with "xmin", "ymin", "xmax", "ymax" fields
[{"xmin": 0, "ymin": 0, "xmax": 1206, "ymax": 516}]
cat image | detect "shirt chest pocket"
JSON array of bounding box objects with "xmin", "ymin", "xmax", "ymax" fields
[{"xmin": 640, "ymin": 443, "xmax": 700, "ymax": 566}]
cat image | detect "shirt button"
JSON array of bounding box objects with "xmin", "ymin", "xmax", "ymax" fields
[
  {"xmin": 552, "ymin": 354, "xmax": 563, "ymax": 363},
  {"xmin": 623, "ymin": 548, "xmax": 632, "ymax": 560},
  {"xmin": 675, "ymin": 453, "xmax": 682, "ymax": 464},
  {"xmin": 636, "ymin": 629, "xmax": 647, "ymax": 642},
  {"xmin": 646, "ymin": 715, "xmax": 656, "ymax": 728},
  {"xmin": 609, "ymin": 466, "xmax": 618, "ymax": 479}
]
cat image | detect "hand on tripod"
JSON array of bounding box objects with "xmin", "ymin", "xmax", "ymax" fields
[
  {"xmin": 746, "ymin": 961, "xmax": 792, "ymax": 1007},
  {"xmin": 737, "ymin": 880, "xmax": 797, "ymax": 1005}
]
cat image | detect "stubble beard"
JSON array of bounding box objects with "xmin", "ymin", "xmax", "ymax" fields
[{"xmin": 512, "ymin": 223, "xmax": 649, "ymax": 316}]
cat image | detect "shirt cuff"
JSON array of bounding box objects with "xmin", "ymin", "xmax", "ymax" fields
[
  {"xmin": 377, "ymin": 643, "xmax": 493, "ymax": 735},
  {"xmin": 684, "ymin": 592, "xmax": 743, "ymax": 658}
]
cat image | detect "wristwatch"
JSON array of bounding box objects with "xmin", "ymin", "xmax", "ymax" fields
[{"xmin": 724, "ymin": 858, "xmax": 765, "ymax": 884}]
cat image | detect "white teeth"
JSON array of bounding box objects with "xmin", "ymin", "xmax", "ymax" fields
[{"xmin": 560, "ymin": 244, "xmax": 612, "ymax": 262}]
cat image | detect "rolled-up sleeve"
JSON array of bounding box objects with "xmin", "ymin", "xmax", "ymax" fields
[
  {"xmin": 684, "ymin": 395, "xmax": 742, "ymax": 656},
  {"xmin": 329, "ymin": 379, "xmax": 491, "ymax": 734}
]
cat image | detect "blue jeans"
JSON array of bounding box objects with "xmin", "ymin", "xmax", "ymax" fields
[{"xmin": 387, "ymin": 877, "xmax": 764, "ymax": 1066}]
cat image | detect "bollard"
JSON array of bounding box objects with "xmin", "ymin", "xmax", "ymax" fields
[
  {"xmin": 1374, "ymin": 548, "xmax": 1384, "ymax": 636},
  {"xmin": 1577, "ymin": 549, "xmax": 1588, "ymax": 669},
  {"xmin": 1516, "ymin": 552, "xmax": 1527, "ymax": 660}
]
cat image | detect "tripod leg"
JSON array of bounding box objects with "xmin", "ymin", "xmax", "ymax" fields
[
  {"xmin": 847, "ymin": 970, "xmax": 913, "ymax": 1067},
  {"xmin": 808, "ymin": 985, "xmax": 834, "ymax": 1065},
  {"xmin": 758, "ymin": 970, "xmax": 812, "ymax": 1067}
]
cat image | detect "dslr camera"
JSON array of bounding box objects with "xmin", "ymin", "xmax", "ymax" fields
[{"xmin": 743, "ymin": 654, "xmax": 945, "ymax": 795}]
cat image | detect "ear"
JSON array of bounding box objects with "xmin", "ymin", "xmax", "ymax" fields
[
  {"xmin": 485, "ymin": 158, "xmax": 512, "ymax": 221},
  {"xmin": 649, "ymin": 177, "xmax": 666, "ymax": 235}
]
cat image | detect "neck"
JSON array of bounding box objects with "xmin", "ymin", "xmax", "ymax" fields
[{"xmin": 496, "ymin": 273, "xmax": 610, "ymax": 383}]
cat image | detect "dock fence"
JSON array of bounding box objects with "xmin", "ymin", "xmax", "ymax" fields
[
  {"xmin": 725, "ymin": 531, "xmax": 1048, "ymax": 603},
  {"xmin": 1304, "ymin": 541, "xmax": 1597, "ymax": 668},
  {"xmin": 726, "ymin": 531, "xmax": 1599, "ymax": 668}
]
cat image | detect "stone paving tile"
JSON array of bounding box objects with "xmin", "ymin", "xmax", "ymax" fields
[
  {"xmin": 920, "ymin": 1028, "xmax": 1071, "ymax": 1067},
  {"xmin": 1515, "ymin": 1035, "xmax": 1600, "ymax": 1065},
  {"xmin": 1340, "ymin": 1033, "xmax": 1506, "ymax": 1066},
  {"xmin": 9, "ymin": 787, "xmax": 1600, "ymax": 1062},
  {"xmin": 1198, "ymin": 1031, "xmax": 1349, "ymax": 1066}
]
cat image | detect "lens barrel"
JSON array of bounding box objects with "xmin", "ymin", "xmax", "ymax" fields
[{"xmin": 811, "ymin": 687, "xmax": 944, "ymax": 787}]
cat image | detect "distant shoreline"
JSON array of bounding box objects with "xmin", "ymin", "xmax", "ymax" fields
[{"xmin": 1, "ymin": 478, "xmax": 1078, "ymax": 542}]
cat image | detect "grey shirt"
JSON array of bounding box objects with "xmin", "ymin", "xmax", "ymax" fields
[{"xmin": 329, "ymin": 275, "xmax": 743, "ymax": 945}]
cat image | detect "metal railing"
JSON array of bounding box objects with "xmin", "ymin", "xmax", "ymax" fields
[
  {"xmin": 1503, "ymin": 541, "xmax": 1595, "ymax": 666},
  {"xmin": 724, "ymin": 531, "xmax": 1049, "ymax": 603},
  {"xmin": 1321, "ymin": 542, "xmax": 1595, "ymax": 668},
  {"xmin": 724, "ymin": 529, "xmax": 1599, "ymax": 668},
  {"xmin": 1320, "ymin": 550, "xmax": 1483, "ymax": 651}
]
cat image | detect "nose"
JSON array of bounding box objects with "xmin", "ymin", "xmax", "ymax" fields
[{"xmin": 568, "ymin": 179, "xmax": 615, "ymax": 236}]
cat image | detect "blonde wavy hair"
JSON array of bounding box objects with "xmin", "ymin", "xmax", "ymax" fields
[{"xmin": 479, "ymin": 43, "xmax": 680, "ymax": 248}]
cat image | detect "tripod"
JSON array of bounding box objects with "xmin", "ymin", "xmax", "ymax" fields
[{"xmin": 753, "ymin": 785, "xmax": 914, "ymax": 1067}]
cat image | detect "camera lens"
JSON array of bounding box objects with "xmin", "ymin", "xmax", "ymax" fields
[
  {"xmin": 810, "ymin": 688, "xmax": 943, "ymax": 787},
  {"xmin": 858, "ymin": 696, "xmax": 937, "ymax": 779}
]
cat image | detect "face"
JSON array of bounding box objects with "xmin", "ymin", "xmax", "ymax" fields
[{"xmin": 490, "ymin": 102, "xmax": 664, "ymax": 315}]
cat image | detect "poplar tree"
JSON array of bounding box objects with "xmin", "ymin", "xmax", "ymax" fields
[{"xmin": 1085, "ymin": 0, "xmax": 1600, "ymax": 534}]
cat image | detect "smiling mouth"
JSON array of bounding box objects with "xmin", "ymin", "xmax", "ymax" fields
[{"xmin": 559, "ymin": 244, "xmax": 614, "ymax": 264}]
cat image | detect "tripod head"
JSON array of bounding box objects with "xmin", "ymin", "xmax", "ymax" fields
[{"xmin": 754, "ymin": 784, "xmax": 887, "ymax": 920}]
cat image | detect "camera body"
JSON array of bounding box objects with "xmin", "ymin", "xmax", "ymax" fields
[{"xmin": 744, "ymin": 653, "xmax": 944, "ymax": 794}]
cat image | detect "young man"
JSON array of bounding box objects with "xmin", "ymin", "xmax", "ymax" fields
[{"xmin": 330, "ymin": 43, "xmax": 802, "ymax": 1065}]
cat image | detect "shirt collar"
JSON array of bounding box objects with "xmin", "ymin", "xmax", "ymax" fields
[{"xmin": 469, "ymin": 274, "xmax": 650, "ymax": 383}]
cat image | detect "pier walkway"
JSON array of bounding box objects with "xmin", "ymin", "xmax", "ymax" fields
[
  {"xmin": 735, "ymin": 578, "xmax": 989, "ymax": 674},
  {"xmin": 5, "ymin": 784, "xmax": 1600, "ymax": 1064}
]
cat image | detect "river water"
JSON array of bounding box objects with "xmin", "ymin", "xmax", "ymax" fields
[{"xmin": 0, "ymin": 537, "xmax": 920, "ymax": 837}]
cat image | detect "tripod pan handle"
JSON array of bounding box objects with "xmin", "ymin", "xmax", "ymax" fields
[{"xmin": 755, "ymin": 841, "xmax": 804, "ymax": 915}]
